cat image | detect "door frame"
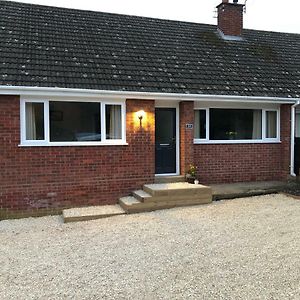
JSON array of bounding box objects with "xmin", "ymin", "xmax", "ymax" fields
[{"xmin": 155, "ymin": 101, "xmax": 180, "ymax": 176}]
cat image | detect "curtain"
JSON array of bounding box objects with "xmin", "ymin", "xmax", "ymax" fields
[
  {"xmin": 25, "ymin": 103, "xmax": 36, "ymax": 140},
  {"xmin": 252, "ymin": 110, "xmax": 262, "ymax": 139},
  {"xmin": 194, "ymin": 111, "xmax": 200, "ymax": 139},
  {"xmin": 266, "ymin": 111, "xmax": 277, "ymax": 138},
  {"xmin": 109, "ymin": 105, "xmax": 121, "ymax": 139}
]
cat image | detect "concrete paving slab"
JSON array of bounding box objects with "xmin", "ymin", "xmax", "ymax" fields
[
  {"xmin": 211, "ymin": 181, "xmax": 289, "ymax": 200},
  {"xmin": 63, "ymin": 205, "xmax": 125, "ymax": 223}
]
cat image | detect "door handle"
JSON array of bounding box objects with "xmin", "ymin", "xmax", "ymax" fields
[{"xmin": 160, "ymin": 143, "xmax": 170, "ymax": 146}]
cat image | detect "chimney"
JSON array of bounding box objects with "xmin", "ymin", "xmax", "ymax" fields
[{"xmin": 217, "ymin": 0, "xmax": 245, "ymax": 37}]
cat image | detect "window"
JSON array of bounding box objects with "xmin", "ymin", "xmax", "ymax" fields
[
  {"xmin": 25, "ymin": 102, "xmax": 45, "ymax": 140},
  {"xmin": 21, "ymin": 100, "xmax": 126, "ymax": 146},
  {"xmin": 50, "ymin": 102, "xmax": 101, "ymax": 142},
  {"xmin": 194, "ymin": 110, "xmax": 207, "ymax": 139},
  {"xmin": 296, "ymin": 113, "xmax": 300, "ymax": 138},
  {"xmin": 194, "ymin": 107, "xmax": 279, "ymax": 143},
  {"xmin": 105, "ymin": 105, "xmax": 122, "ymax": 140},
  {"xmin": 266, "ymin": 111, "xmax": 277, "ymax": 139},
  {"xmin": 210, "ymin": 109, "xmax": 262, "ymax": 140}
]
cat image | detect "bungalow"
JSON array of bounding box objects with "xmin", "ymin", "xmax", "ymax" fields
[{"xmin": 0, "ymin": 0, "xmax": 300, "ymax": 218}]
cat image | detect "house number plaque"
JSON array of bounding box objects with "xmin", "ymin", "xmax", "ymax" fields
[{"xmin": 186, "ymin": 124, "xmax": 193, "ymax": 129}]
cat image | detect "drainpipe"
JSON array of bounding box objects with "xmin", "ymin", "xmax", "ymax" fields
[{"xmin": 290, "ymin": 101, "xmax": 300, "ymax": 177}]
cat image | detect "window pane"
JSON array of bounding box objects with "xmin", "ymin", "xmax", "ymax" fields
[
  {"xmin": 210, "ymin": 109, "xmax": 262, "ymax": 140},
  {"xmin": 266, "ymin": 111, "xmax": 277, "ymax": 138},
  {"xmin": 194, "ymin": 110, "xmax": 206, "ymax": 139},
  {"xmin": 106, "ymin": 105, "xmax": 122, "ymax": 139},
  {"xmin": 25, "ymin": 102, "xmax": 44, "ymax": 140},
  {"xmin": 49, "ymin": 102, "xmax": 101, "ymax": 142},
  {"xmin": 296, "ymin": 113, "xmax": 300, "ymax": 138}
]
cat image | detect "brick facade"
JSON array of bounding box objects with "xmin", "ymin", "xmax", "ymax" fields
[
  {"xmin": 0, "ymin": 96, "xmax": 155, "ymax": 219},
  {"xmin": 179, "ymin": 101, "xmax": 194, "ymax": 175},
  {"xmin": 194, "ymin": 104, "xmax": 292, "ymax": 184},
  {"xmin": 0, "ymin": 95, "xmax": 292, "ymax": 219}
]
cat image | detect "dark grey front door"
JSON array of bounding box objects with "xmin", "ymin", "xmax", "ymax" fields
[{"xmin": 155, "ymin": 108, "xmax": 176, "ymax": 174}]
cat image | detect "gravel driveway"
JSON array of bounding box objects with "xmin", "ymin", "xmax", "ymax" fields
[{"xmin": 1, "ymin": 194, "xmax": 300, "ymax": 299}]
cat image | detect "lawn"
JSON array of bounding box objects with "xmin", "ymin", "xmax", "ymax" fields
[{"xmin": 1, "ymin": 194, "xmax": 300, "ymax": 299}]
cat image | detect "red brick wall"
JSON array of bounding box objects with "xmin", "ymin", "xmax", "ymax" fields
[
  {"xmin": 0, "ymin": 95, "xmax": 292, "ymax": 218},
  {"xmin": 179, "ymin": 101, "xmax": 194, "ymax": 175},
  {"xmin": 194, "ymin": 104, "xmax": 292, "ymax": 184},
  {"xmin": 0, "ymin": 96, "xmax": 155, "ymax": 218}
]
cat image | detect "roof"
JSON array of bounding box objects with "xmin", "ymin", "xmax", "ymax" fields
[{"xmin": 0, "ymin": 0, "xmax": 300, "ymax": 98}]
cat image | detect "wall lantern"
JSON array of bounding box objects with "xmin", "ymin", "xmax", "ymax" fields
[{"xmin": 137, "ymin": 110, "xmax": 146, "ymax": 126}]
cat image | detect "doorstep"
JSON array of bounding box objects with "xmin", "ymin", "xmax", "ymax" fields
[
  {"xmin": 62, "ymin": 180, "xmax": 291, "ymax": 223},
  {"xmin": 63, "ymin": 182, "xmax": 212, "ymax": 223},
  {"xmin": 119, "ymin": 182, "xmax": 212, "ymax": 213}
]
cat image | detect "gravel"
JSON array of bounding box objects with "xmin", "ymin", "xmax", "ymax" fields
[{"xmin": 1, "ymin": 194, "xmax": 300, "ymax": 299}]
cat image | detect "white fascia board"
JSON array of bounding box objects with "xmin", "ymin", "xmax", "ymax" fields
[{"xmin": 0, "ymin": 85, "xmax": 298, "ymax": 104}]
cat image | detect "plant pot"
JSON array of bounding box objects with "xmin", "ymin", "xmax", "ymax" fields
[
  {"xmin": 186, "ymin": 177, "xmax": 195, "ymax": 184},
  {"xmin": 194, "ymin": 179, "xmax": 199, "ymax": 185}
]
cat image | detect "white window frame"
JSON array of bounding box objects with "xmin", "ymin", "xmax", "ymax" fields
[
  {"xmin": 194, "ymin": 107, "xmax": 280, "ymax": 144},
  {"xmin": 194, "ymin": 108, "xmax": 210, "ymax": 142},
  {"xmin": 264, "ymin": 109, "xmax": 280, "ymax": 142},
  {"xmin": 20, "ymin": 98, "xmax": 127, "ymax": 146}
]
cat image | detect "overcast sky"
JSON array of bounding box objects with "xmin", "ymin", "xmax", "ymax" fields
[{"xmin": 9, "ymin": 0, "xmax": 300, "ymax": 34}]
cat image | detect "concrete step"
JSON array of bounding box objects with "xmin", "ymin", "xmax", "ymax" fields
[
  {"xmin": 143, "ymin": 182, "xmax": 212, "ymax": 197},
  {"xmin": 119, "ymin": 196, "xmax": 142, "ymax": 212},
  {"xmin": 142, "ymin": 193, "xmax": 212, "ymax": 203},
  {"xmin": 119, "ymin": 195, "xmax": 212, "ymax": 214},
  {"xmin": 154, "ymin": 175, "xmax": 186, "ymax": 184},
  {"xmin": 120, "ymin": 182, "xmax": 212, "ymax": 213},
  {"xmin": 132, "ymin": 190, "xmax": 152, "ymax": 202},
  {"xmin": 63, "ymin": 205, "xmax": 125, "ymax": 223}
]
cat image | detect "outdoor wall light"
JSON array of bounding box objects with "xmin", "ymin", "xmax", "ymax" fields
[{"xmin": 137, "ymin": 110, "xmax": 146, "ymax": 126}]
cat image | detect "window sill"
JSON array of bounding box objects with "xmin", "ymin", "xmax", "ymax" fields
[
  {"xmin": 194, "ymin": 139, "xmax": 281, "ymax": 145},
  {"xmin": 18, "ymin": 141, "xmax": 129, "ymax": 147}
]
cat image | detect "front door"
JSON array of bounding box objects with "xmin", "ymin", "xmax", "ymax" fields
[{"xmin": 155, "ymin": 108, "xmax": 177, "ymax": 174}]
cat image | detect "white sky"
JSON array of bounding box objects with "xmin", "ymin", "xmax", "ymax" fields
[{"xmin": 9, "ymin": 0, "xmax": 300, "ymax": 34}]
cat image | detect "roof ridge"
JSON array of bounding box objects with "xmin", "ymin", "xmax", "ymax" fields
[
  {"xmin": 2, "ymin": 0, "xmax": 299, "ymax": 36},
  {"xmin": 0, "ymin": 0, "xmax": 215, "ymax": 28}
]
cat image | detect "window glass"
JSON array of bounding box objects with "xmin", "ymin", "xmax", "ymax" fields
[
  {"xmin": 25, "ymin": 102, "xmax": 45, "ymax": 140},
  {"xmin": 210, "ymin": 109, "xmax": 262, "ymax": 140},
  {"xmin": 194, "ymin": 110, "xmax": 206, "ymax": 139},
  {"xmin": 106, "ymin": 105, "xmax": 122, "ymax": 139},
  {"xmin": 266, "ymin": 111, "xmax": 277, "ymax": 138},
  {"xmin": 49, "ymin": 102, "xmax": 101, "ymax": 142},
  {"xmin": 296, "ymin": 113, "xmax": 300, "ymax": 138}
]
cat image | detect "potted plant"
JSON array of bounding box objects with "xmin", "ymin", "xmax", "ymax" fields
[{"xmin": 186, "ymin": 164, "xmax": 198, "ymax": 184}]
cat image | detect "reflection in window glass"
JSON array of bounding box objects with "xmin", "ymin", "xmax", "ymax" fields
[
  {"xmin": 106, "ymin": 105, "xmax": 122, "ymax": 139},
  {"xmin": 266, "ymin": 111, "xmax": 277, "ymax": 138},
  {"xmin": 49, "ymin": 102, "xmax": 101, "ymax": 142},
  {"xmin": 25, "ymin": 102, "xmax": 45, "ymax": 140},
  {"xmin": 210, "ymin": 109, "xmax": 262, "ymax": 140},
  {"xmin": 194, "ymin": 110, "xmax": 206, "ymax": 139}
]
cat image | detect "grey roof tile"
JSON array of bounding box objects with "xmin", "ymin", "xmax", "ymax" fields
[{"xmin": 0, "ymin": 0, "xmax": 300, "ymax": 98}]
